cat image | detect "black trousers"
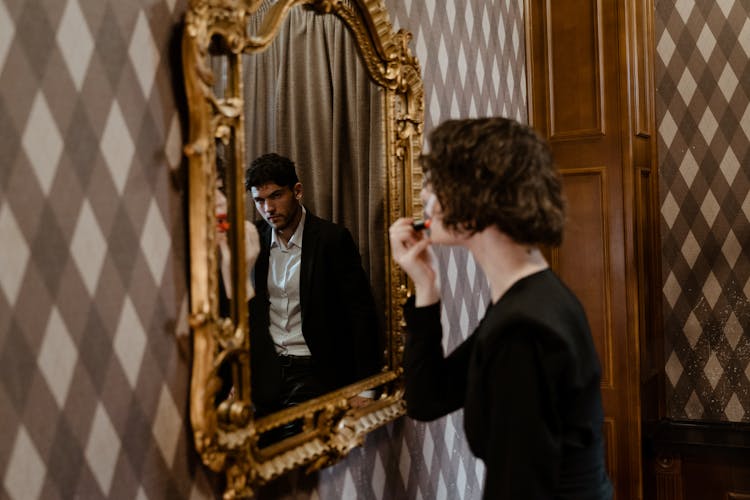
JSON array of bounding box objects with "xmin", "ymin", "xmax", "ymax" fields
[
  {"xmin": 277, "ymin": 355, "xmax": 326, "ymax": 408},
  {"xmin": 256, "ymin": 355, "xmax": 325, "ymax": 447}
]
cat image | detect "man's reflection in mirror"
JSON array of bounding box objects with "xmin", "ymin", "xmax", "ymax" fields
[{"xmin": 246, "ymin": 153, "xmax": 381, "ymax": 431}]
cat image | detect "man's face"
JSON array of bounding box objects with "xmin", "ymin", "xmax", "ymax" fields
[{"xmin": 250, "ymin": 182, "xmax": 303, "ymax": 233}]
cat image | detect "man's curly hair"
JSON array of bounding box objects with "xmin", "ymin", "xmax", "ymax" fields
[
  {"xmin": 421, "ymin": 117, "xmax": 565, "ymax": 246},
  {"xmin": 245, "ymin": 153, "xmax": 299, "ymax": 191}
]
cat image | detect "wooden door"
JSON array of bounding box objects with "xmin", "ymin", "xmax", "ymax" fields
[{"xmin": 525, "ymin": 0, "xmax": 661, "ymax": 498}]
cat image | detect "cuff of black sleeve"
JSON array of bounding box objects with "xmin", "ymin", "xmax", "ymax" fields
[{"xmin": 402, "ymin": 295, "xmax": 442, "ymax": 333}]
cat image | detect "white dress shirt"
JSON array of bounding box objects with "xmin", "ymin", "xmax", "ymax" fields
[{"xmin": 268, "ymin": 209, "xmax": 310, "ymax": 356}]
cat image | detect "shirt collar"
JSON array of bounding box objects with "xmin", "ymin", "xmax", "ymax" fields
[{"xmin": 270, "ymin": 206, "xmax": 306, "ymax": 250}]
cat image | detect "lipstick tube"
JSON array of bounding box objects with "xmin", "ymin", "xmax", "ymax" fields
[{"xmin": 412, "ymin": 219, "xmax": 431, "ymax": 231}]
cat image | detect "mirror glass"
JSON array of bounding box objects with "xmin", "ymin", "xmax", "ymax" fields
[
  {"xmin": 241, "ymin": 2, "xmax": 386, "ymax": 431},
  {"xmin": 244, "ymin": 2, "xmax": 386, "ymax": 306}
]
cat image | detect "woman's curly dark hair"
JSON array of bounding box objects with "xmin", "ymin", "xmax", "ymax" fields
[{"xmin": 421, "ymin": 117, "xmax": 565, "ymax": 246}]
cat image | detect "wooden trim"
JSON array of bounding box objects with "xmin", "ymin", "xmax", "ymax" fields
[
  {"xmin": 648, "ymin": 420, "xmax": 750, "ymax": 451},
  {"xmin": 654, "ymin": 454, "xmax": 684, "ymax": 500}
]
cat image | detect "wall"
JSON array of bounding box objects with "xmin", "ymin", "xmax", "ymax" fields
[
  {"xmin": 0, "ymin": 0, "xmax": 526, "ymax": 499},
  {"xmin": 0, "ymin": 0, "xmax": 209, "ymax": 498},
  {"xmin": 656, "ymin": 0, "xmax": 750, "ymax": 422}
]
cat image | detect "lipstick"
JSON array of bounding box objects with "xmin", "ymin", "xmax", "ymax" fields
[
  {"xmin": 217, "ymin": 213, "xmax": 230, "ymax": 231},
  {"xmin": 412, "ymin": 219, "xmax": 431, "ymax": 231}
]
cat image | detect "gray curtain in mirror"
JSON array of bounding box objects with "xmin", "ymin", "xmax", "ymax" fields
[{"xmin": 244, "ymin": 1, "xmax": 386, "ymax": 314}]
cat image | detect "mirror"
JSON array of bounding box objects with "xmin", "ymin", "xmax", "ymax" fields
[
  {"xmin": 243, "ymin": 3, "xmax": 387, "ymax": 420},
  {"xmin": 182, "ymin": 0, "xmax": 423, "ymax": 496}
]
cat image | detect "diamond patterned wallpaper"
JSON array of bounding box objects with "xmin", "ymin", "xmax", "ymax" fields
[
  {"xmin": 655, "ymin": 0, "xmax": 750, "ymax": 422},
  {"xmin": 0, "ymin": 0, "xmax": 526, "ymax": 499},
  {"xmin": 0, "ymin": 0, "xmax": 212, "ymax": 498}
]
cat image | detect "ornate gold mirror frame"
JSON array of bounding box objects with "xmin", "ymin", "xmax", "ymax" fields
[{"xmin": 182, "ymin": 0, "xmax": 423, "ymax": 496}]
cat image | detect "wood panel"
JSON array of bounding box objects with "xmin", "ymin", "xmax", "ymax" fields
[
  {"xmin": 651, "ymin": 446, "xmax": 750, "ymax": 500},
  {"xmin": 545, "ymin": 0, "xmax": 604, "ymax": 139},
  {"xmin": 680, "ymin": 450, "xmax": 750, "ymax": 500},
  {"xmin": 654, "ymin": 455, "xmax": 684, "ymax": 500},
  {"xmin": 556, "ymin": 168, "xmax": 613, "ymax": 388},
  {"xmin": 636, "ymin": 422, "xmax": 750, "ymax": 500},
  {"xmin": 630, "ymin": 0, "xmax": 655, "ymax": 138},
  {"xmin": 603, "ymin": 418, "xmax": 618, "ymax": 487},
  {"xmin": 526, "ymin": 0, "xmax": 661, "ymax": 498},
  {"xmin": 637, "ymin": 165, "xmax": 665, "ymax": 423}
]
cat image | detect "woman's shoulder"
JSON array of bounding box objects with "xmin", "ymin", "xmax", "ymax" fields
[
  {"xmin": 474, "ymin": 288, "xmax": 601, "ymax": 391},
  {"xmin": 476, "ymin": 270, "xmax": 595, "ymax": 360},
  {"xmin": 487, "ymin": 269, "xmax": 585, "ymax": 324}
]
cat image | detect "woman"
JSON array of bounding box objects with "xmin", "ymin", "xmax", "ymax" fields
[{"xmin": 389, "ymin": 117, "xmax": 613, "ymax": 499}]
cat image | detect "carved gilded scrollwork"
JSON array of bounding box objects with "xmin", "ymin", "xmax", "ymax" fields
[{"xmin": 182, "ymin": 0, "xmax": 423, "ymax": 497}]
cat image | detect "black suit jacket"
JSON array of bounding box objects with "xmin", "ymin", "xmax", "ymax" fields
[
  {"xmin": 248, "ymin": 212, "xmax": 381, "ymax": 410},
  {"xmin": 402, "ymin": 270, "xmax": 612, "ymax": 499}
]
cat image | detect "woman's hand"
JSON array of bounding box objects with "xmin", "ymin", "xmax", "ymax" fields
[{"xmin": 389, "ymin": 218, "xmax": 440, "ymax": 306}]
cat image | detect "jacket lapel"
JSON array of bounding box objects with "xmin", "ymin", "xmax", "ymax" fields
[
  {"xmin": 300, "ymin": 212, "xmax": 321, "ymax": 313},
  {"xmin": 254, "ymin": 222, "xmax": 272, "ymax": 297}
]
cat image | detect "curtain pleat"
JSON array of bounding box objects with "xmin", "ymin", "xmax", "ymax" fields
[{"xmin": 243, "ymin": 2, "xmax": 386, "ymax": 315}]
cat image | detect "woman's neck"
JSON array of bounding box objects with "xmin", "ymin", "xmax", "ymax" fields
[{"xmin": 465, "ymin": 227, "xmax": 548, "ymax": 303}]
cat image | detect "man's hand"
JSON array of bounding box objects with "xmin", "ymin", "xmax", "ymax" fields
[{"xmin": 348, "ymin": 395, "xmax": 373, "ymax": 409}]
